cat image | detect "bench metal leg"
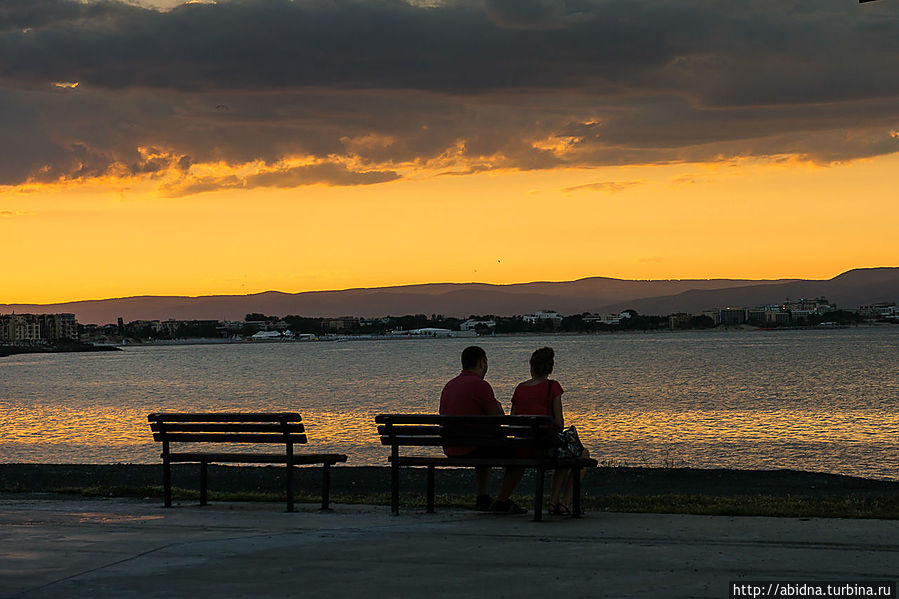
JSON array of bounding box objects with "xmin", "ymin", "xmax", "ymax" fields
[
  {"xmin": 320, "ymin": 462, "xmax": 332, "ymax": 511},
  {"xmin": 163, "ymin": 459, "xmax": 172, "ymax": 508},
  {"xmin": 286, "ymin": 463, "xmax": 295, "ymax": 512},
  {"xmin": 533, "ymin": 466, "xmax": 545, "ymax": 522},
  {"xmin": 200, "ymin": 461, "xmax": 208, "ymax": 506},
  {"xmin": 391, "ymin": 446, "xmax": 400, "ymax": 516},
  {"xmin": 572, "ymin": 466, "xmax": 582, "ymax": 518},
  {"xmin": 426, "ymin": 465, "xmax": 435, "ymax": 513}
]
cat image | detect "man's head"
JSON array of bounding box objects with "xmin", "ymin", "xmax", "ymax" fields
[{"xmin": 461, "ymin": 345, "xmax": 488, "ymax": 377}]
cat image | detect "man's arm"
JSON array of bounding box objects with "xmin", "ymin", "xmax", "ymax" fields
[{"xmin": 480, "ymin": 382, "xmax": 505, "ymax": 415}]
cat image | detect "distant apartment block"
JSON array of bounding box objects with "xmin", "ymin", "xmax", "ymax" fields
[
  {"xmin": 781, "ymin": 297, "xmax": 833, "ymax": 313},
  {"xmin": 706, "ymin": 297, "xmax": 837, "ymax": 327},
  {"xmin": 320, "ymin": 317, "xmax": 362, "ymax": 331},
  {"xmin": 717, "ymin": 308, "xmax": 750, "ymax": 326},
  {"xmin": 0, "ymin": 313, "xmax": 78, "ymax": 344},
  {"xmin": 857, "ymin": 302, "xmax": 897, "ymax": 319}
]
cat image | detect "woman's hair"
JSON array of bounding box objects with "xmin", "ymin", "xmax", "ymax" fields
[{"xmin": 529, "ymin": 346, "xmax": 554, "ymax": 378}]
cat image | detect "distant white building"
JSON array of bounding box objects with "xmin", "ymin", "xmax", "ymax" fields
[
  {"xmin": 408, "ymin": 328, "xmax": 453, "ymax": 337},
  {"xmin": 523, "ymin": 310, "xmax": 563, "ymax": 328},
  {"xmin": 858, "ymin": 302, "xmax": 896, "ymax": 319},
  {"xmin": 782, "ymin": 297, "xmax": 834, "ymax": 314},
  {"xmin": 583, "ymin": 312, "xmax": 627, "ymax": 326},
  {"xmin": 250, "ymin": 330, "xmax": 282, "ymax": 340},
  {"xmin": 459, "ymin": 319, "xmax": 496, "ymax": 332}
]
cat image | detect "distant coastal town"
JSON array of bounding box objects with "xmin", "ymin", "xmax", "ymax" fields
[{"xmin": 1, "ymin": 297, "xmax": 896, "ymax": 349}]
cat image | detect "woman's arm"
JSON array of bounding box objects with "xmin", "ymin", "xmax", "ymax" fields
[{"xmin": 551, "ymin": 395, "xmax": 564, "ymax": 428}]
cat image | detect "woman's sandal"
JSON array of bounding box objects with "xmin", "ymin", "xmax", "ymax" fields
[{"xmin": 548, "ymin": 502, "xmax": 572, "ymax": 516}]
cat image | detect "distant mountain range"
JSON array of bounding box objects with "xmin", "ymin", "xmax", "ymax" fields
[{"xmin": 3, "ymin": 268, "xmax": 897, "ymax": 324}]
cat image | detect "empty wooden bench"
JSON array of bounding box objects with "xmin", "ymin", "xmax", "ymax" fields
[
  {"xmin": 148, "ymin": 412, "xmax": 347, "ymax": 511},
  {"xmin": 375, "ymin": 414, "xmax": 597, "ymax": 521}
]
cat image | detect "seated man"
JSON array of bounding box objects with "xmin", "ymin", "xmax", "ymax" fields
[{"xmin": 438, "ymin": 346, "xmax": 525, "ymax": 514}]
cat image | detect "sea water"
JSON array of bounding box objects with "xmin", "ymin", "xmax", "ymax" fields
[{"xmin": 1, "ymin": 327, "xmax": 897, "ymax": 479}]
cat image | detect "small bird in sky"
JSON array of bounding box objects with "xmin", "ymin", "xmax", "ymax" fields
[{"xmin": 215, "ymin": 104, "xmax": 229, "ymax": 110}]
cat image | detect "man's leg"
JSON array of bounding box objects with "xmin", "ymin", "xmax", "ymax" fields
[
  {"xmin": 475, "ymin": 466, "xmax": 490, "ymax": 496},
  {"xmin": 496, "ymin": 467, "xmax": 524, "ymax": 502}
]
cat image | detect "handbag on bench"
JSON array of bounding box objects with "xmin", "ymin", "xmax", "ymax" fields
[{"xmin": 546, "ymin": 379, "xmax": 585, "ymax": 459}]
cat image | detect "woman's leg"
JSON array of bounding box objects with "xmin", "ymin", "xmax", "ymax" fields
[
  {"xmin": 561, "ymin": 447, "xmax": 590, "ymax": 507},
  {"xmin": 550, "ymin": 469, "xmax": 569, "ymax": 507}
]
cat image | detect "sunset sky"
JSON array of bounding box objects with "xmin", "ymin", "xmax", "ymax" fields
[{"xmin": 2, "ymin": 0, "xmax": 897, "ymax": 304}]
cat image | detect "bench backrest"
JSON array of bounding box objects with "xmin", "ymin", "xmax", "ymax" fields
[
  {"xmin": 375, "ymin": 414, "xmax": 557, "ymax": 450},
  {"xmin": 148, "ymin": 413, "xmax": 307, "ymax": 445}
]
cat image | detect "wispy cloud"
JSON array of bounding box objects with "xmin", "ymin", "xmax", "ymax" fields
[
  {"xmin": 668, "ymin": 174, "xmax": 717, "ymax": 186},
  {"xmin": 562, "ymin": 180, "xmax": 643, "ymax": 194},
  {"xmin": 161, "ymin": 159, "xmax": 401, "ymax": 196}
]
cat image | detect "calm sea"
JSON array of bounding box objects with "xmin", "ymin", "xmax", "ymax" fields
[{"xmin": 1, "ymin": 328, "xmax": 897, "ymax": 480}]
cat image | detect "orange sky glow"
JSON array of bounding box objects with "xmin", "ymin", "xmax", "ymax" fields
[{"xmin": 3, "ymin": 152, "xmax": 897, "ymax": 304}]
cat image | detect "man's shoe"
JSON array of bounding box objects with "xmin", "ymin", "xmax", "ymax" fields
[
  {"xmin": 490, "ymin": 499, "xmax": 527, "ymax": 515},
  {"xmin": 475, "ymin": 494, "xmax": 493, "ymax": 511}
]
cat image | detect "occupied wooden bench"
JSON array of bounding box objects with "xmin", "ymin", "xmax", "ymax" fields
[
  {"xmin": 148, "ymin": 412, "xmax": 347, "ymax": 511},
  {"xmin": 375, "ymin": 414, "xmax": 597, "ymax": 521}
]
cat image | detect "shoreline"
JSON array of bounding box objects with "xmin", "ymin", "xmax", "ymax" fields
[
  {"xmin": 6, "ymin": 464, "xmax": 898, "ymax": 518},
  {"xmin": 64, "ymin": 322, "xmax": 899, "ymax": 350},
  {"xmin": 0, "ymin": 343, "xmax": 121, "ymax": 357}
]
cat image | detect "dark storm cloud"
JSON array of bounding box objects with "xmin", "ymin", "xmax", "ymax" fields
[
  {"xmin": 3, "ymin": 0, "xmax": 895, "ymax": 101},
  {"xmin": 1, "ymin": 0, "xmax": 675, "ymax": 92},
  {"xmin": 1, "ymin": 0, "xmax": 898, "ymax": 190},
  {"xmin": 483, "ymin": 0, "xmax": 595, "ymax": 30}
]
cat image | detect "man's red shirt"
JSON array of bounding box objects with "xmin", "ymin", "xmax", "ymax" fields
[{"xmin": 438, "ymin": 370, "xmax": 500, "ymax": 456}]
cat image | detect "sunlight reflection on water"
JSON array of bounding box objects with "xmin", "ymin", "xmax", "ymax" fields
[{"xmin": 1, "ymin": 328, "xmax": 897, "ymax": 479}]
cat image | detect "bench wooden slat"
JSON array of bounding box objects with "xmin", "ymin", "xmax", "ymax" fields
[
  {"xmin": 151, "ymin": 423, "xmax": 306, "ymax": 433},
  {"xmin": 167, "ymin": 452, "xmax": 348, "ymax": 464},
  {"xmin": 375, "ymin": 414, "xmax": 551, "ymax": 425},
  {"xmin": 394, "ymin": 456, "xmax": 598, "ymax": 468},
  {"xmin": 148, "ymin": 412, "xmax": 301, "ymax": 422},
  {"xmin": 378, "ymin": 436, "xmax": 554, "ymax": 447},
  {"xmin": 377, "ymin": 424, "xmax": 553, "ymax": 436},
  {"xmin": 153, "ymin": 433, "xmax": 308, "ymax": 443}
]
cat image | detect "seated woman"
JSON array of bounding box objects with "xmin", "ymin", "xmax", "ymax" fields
[{"xmin": 510, "ymin": 346, "xmax": 589, "ymax": 515}]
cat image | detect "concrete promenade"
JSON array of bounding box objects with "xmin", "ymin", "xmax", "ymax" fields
[{"xmin": 1, "ymin": 495, "xmax": 896, "ymax": 599}]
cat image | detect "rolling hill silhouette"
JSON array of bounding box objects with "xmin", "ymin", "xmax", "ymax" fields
[{"xmin": 2, "ymin": 268, "xmax": 896, "ymax": 324}]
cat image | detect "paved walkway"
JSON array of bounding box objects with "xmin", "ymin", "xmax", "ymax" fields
[{"xmin": 1, "ymin": 495, "xmax": 896, "ymax": 598}]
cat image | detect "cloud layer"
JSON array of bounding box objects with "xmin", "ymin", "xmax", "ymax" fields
[{"xmin": 2, "ymin": 0, "xmax": 898, "ymax": 191}]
